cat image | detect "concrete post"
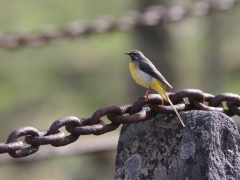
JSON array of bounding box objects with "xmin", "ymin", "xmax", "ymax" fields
[{"xmin": 115, "ymin": 111, "xmax": 240, "ymax": 180}]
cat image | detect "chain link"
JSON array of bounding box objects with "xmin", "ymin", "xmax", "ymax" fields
[
  {"xmin": 6, "ymin": 127, "xmax": 40, "ymax": 158},
  {"xmin": 0, "ymin": 0, "xmax": 239, "ymax": 49},
  {"xmin": 1, "ymin": 89, "xmax": 240, "ymax": 158}
]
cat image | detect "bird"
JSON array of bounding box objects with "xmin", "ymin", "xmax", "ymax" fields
[{"xmin": 124, "ymin": 50, "xmax": 185, "ymax": 127}]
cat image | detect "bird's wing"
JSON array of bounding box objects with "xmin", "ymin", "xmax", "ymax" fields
[{"xmin": 139, "ymin": 59, "xmax": 173, "ymax": 89}]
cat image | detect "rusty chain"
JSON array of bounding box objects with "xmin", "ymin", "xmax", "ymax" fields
[
  {"xmin": 0, "ymin": 0, "xmax": 239, "ymax": 49},
  {"xmin": 0, "ymin": 89, "xmax": 240, "ymax": 158}
]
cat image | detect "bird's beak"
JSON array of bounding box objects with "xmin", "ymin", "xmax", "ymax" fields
[{"xmin": 124, "ymin": 52, "xmax": 130, "ymax": 55}]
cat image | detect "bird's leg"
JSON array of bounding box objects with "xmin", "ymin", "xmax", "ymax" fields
[{"xmin": 141, "ymin": 88, "xmax": 150, "ymax": 98}]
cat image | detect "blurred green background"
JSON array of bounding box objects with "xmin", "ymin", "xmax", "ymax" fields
[{"xmin": 0, "ymin": 0, "xmax": 240, "ymax": 180}]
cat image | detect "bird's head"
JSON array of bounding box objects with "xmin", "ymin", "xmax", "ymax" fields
[{"xmin": 124, "ymin": 50, "xmax": 144, "ymax": 61}]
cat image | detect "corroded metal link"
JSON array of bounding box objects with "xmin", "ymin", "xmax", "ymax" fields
[
  {"xmin": 0, "ymin": 0, "xmax": 239, "ymax": 49},
  {"xmin": 107, "ymin": 100, "xmax": 158, "ymax": 124},
  {"xmin": 169, "ymin": 89, "xmax": 205, "ymax": 104},
  {"xmin": 6, "ymin": 127, "xmax": 40, "ymax": 158},
  {"xmin": 149, "ymin": 99, "xmax": 185, "ymax": 114},
  {"xmin": 90, "ymin": 105, "xmax": 123, "ymax": 125},
  {"xmin": 209, "ymin": 93, "xmax": 240, "ymax": 106},
  {"xmin": 92, "ymin": 105, "xmax": 131, "ymax": 135},
  {"xmin": 188, "ymin": 92, "xmax": 224, "ymax": 112},
  {"xmin": 1, "ymin": 89, "xmax": 240, "ymax": 157},
  {"xmin": 51, "ymin": 134, "xmax": 80, "ymax": 147},
  {"xmin": 93, "ymin": 123, "xmax": 120, "ymax": 135},
  {"xmin": 130, "ymin": 94, "xmax": 163, "ymax": 114},
  {"xmin": 65, "ymin": 117, "xmax": 91, "ymax": 135},
  {"xmin": 65, "ymin": 118, "xmax": 105, "ymax": 135},
  {"xmin": 147, "ymin": 89, "xmax": 204, "ymax": 113},
  {"xmin": 0, "ymin": 141, "xmax": 23, "ymax": 154},
  {"xmin": 48, "ymin": 116, "xmax": 82, "ymax": 134},
  {"xmin": 88, "ymin": 105, "xmax": 123, "ymax": 135},
  {"xmin": 189, "ymin": 97, "xmax": 224, "ymax": 112},
  {"xmin": 48, "ymin": 116, "xmax": 82, "ymax": 147},
  {"xmin": 25, "ymin": 130, "xmax": 65, "ymax": 145},
  {"xmin": 203, "ymin": 93, "xmax": 214, "ymax": 102},
  {"xmin": 227, "ymin": 102, "xmax": 240, "ymax": 116},
  {"xmin": 108, "ymin": 109, "xmax": 146, "ymax": 124},
  {"xmin": 119, "ymin": 104, "xmax": 132, "ymax": 114}
]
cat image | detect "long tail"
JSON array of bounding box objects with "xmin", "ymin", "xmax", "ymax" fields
[
  {"xmin": 167, "ymin": 97, "xmax": 186, "ymax": 127},
  {"xmin": 151, "ymin": 79, "xmax": 186, "ymax": 127}
]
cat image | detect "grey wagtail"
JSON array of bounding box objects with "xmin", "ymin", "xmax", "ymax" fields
[{"xmin": 125, "ymin": 50, "xmax": 185, "ymax": 127}]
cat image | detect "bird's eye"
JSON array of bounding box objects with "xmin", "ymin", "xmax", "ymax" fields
[{"xmin": 133, "ymin": 53, "xmax": 137, "ymax": 56}]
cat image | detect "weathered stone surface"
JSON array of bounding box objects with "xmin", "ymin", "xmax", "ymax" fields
[{"xmin": 114, "ymin": 110, "xmax": 240, "ymax": 180}]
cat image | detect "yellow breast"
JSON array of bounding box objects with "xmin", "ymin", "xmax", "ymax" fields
[{"xmin": 129, "ymin": 61, "xmax": 153, "ymax": 88}]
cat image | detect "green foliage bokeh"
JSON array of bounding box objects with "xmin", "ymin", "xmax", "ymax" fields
[{"xmin": 0, "ymin": 0, "xmax": 240, "ymax": 180}]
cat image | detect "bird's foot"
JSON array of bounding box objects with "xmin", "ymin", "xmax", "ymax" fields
[
  {"xmin": 141, "ymin": 94, "xmax": 148, "ymax": 99},
  {"xmin": 140, "ymin": 88, "xmax": 150, "ymax": 99}
]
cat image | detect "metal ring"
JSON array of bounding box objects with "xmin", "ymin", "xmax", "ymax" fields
[
  {"xmin": 89, "ymin": 105, "xmax": 123, "ymax": 125},
  {"xmin": 47, "ymin": 116, "xmax": 82, "ymax": 147},
  {"xmin": 6, "ymin": 127, "xmax": 40, "ymax": 158},
  {"xmin": 25, "ymin": 130, "xmax": 65, "ymax": 145},
  {"xmin": 0, "ymin": 141, "xmax": 23, "ymax": 154},
  {"xmin": 66, "ymin": 119, "xmax": 106, "ymax": 135}
]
